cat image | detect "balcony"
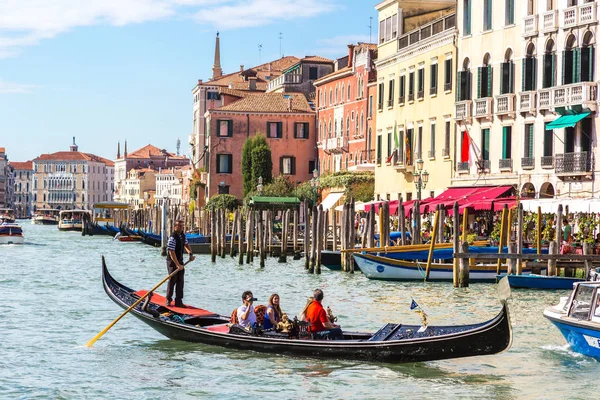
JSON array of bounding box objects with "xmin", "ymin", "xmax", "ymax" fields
[
  {"xmin": 266, "ymin": 72, "xmax": 302, "ymax": 92},
  {"xmin": 474, "ymin": 97, "xmax": 493, "ymax": 120},
  {"xmin": 563, "ymin": 6, "xmax": 578, "ymax": 29},
  {"xmin": 408, "ymin": 93, "xmax": 414, "ymax": 102},
  {"xmin": 455, "ymin": 100, "xmax": 472, "ymax": 122},
  {"xmin": 499, "ymin": 159, "xmax": 513, "ymax": 171},
  {"xmin": 398, "ymin": 95, "xmax": 405, "ymax": 105},
  {"xmin": 555, "ymin": 151, "xmax": 592, "ymax": 178},
  {"xmin": 200, "ymin": 171, "xmax": 208, "ymax": 185},
  {"xmin": 430, "ymin": 86, "xmax": 437, "ymax": 96},
  {"xmin": 478, "ymin": 159, "xmax": 490, "ymax": 171},
  {"xmin": 519, "ymin": 91, "xmax": 537, "ymax": 114},
  {"xmin": 457, "ymin": 162, "xmax": 469, "ymax": 173},
  {"xmin": 325, "ymin": 136, "xmax": 347, "ymax": 153},
  {"xmin": 395, "ymin": 152, "xmax": 405, "ymax": 165},
  {"xmin": 387, "ymin": 99, "xmax": 394, "ymax": 108},
  {"xmin": 541, "ymin": 10, "xmax": 558, "ymax": 33},
  {"xmin": 361, "ymin": 149, "xmax": 375, "ymax": 163},
  {"xmin": 496, "ymin": 93, "xmax": 516, "ymax": 117},
  {"xmin": 417, "ymin": 90, "xmax": 424, "ymax": 100},
  {"xmin": 541, "ymin": 156, "xmax": 554, "ymax": 169},
  {"xmin": 579, "ymin": 2, "xmax": 598, "ymax": 25},
  {"xmin": 553, "ymin": 82, "xmax": 597, "ymax": 112},
  {"xmin": 523, "ymin": 14, "xmax": 538, "ymax": 37},
  {"xmin": 521, "ymin": 157, "xmax": 535, "ymax": 170},
  {"xmin": 538, "ymin": 88, "xmax": 552, "ymax": 111},
  {"xmin": 398, "ymin": 13, "xmax": 456, "ymax": 50}
]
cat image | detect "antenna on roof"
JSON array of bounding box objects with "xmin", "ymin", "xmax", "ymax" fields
[
  {"xmin": 176, "ymin": 138, "xmax": 181, "ymax": 156},
  {"xmin": 258, "ymin": 44, "xmax": 262, "ymax": 64},
  {"xmin": 278, "ymin": 32, "xmax": 283, "ymax": 58},
  {"xmin": 369, "ymin": 17, "xmax": 373, "ymax": 44}
]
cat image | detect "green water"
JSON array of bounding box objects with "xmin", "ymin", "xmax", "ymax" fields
[{"xmin": 1, "ymin": 223, "xmax": 597, "ymax": 399}]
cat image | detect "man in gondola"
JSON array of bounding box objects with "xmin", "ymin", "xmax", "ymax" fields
[
  {"xmin": 305, "ymin": 289, "xmax": 343, "ymax": 340},
  {"xmin": 166, "ymin": 219, "xmax": 195, "ymax": 307}
]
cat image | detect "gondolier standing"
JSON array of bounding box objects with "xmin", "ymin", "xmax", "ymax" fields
[{"xmin": 166, "ymin": 219, "xmax": 195, "ymax": 307}]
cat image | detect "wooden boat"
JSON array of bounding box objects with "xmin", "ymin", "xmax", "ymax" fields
[
  {"xmin": 58, "ymin": 209, "xmax": 92, "ymax": 231},
  {"xmin": 544, "ymin": 281, "xmax": 600, "ymax": 358},
  {"xmin": 118, "ymin": 235, "xmax": 143, "ymax": 242},
  {"xmin": 0, "ymin": 208, "xmax": 16, "ymax": 223},
  {"xmin": 32, "ymin": 208, "xmax": 60, "ymax": 225},
  {"xmin": 499, "ymin": 273, "xmax": 584, "ymax": 290},
  {"xmin": 0, "ymin": 222, "xmax": 24, "ymax": 244},
  {"xmin": 353, "ymin": 253, "xmax": 542, "ymax": 281},
  {"xmin": 101, "ymin": 257, "xmax": 513, "ymax": 363}
]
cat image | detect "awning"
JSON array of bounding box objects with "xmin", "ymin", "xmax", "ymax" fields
[
  {"xmin": 546, "ymin": 112, "xmax": 590, "ymax": 129},
  {"xmin": 335, "ymin": 201, "xmax": 365, "ymax": 212},
  {"xmin": 249, "ymin": 196, "xmax": 300, "ymax": 206},
  {"xmin": 421, "ymin": 185, "xmax": 515, "ymax": 214},
  {"xmin": 320, "ymin": 192, "xmax": 344, "ymax": 211}
]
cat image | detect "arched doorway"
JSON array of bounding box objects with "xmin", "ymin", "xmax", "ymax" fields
[
  {"xmin": 540, "ymin": 182, "xmax": 555, "ymax": 199},
  {"xmin": 521, "ymin": 182, "xmax": 536, "ymax": 198}
]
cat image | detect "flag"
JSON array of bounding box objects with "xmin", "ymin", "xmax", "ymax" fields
[
  {"xmin": 385, "ymin": 123, "xmax": 400, "ymax": 164},
  {"xmin": 410, "ymin": 298, "xmax": 419, "ymax": 310},
  {"xmin": 461, "ymin": 130, "xmax": 480, "ymax": 166},
  {"xmin": 405, "ymin": 130, "xmax": 411, "ymax": 165}
]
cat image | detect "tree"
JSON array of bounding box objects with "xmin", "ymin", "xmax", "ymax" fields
[
  {"xmin": 251, "ymin": 144, "xmax": 273, "ymax": 188},
  {"xmin": 205, "ymin": 194, "xmax": 239, "ymax": 211},
  {"xmin": 242, "ymin": 138, "xmax": 254, "ymax": 197},
  {"xmin": 242, "ymin": 135, "xmax": 273, "ymax": 197}
]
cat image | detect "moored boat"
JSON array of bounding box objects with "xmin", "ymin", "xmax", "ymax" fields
[
  {"xmin": 544, "ymin": 281, "xmax": 600, "ymax": 358},
  {"xmin": 101, "ymin": 257, "xmax": 513, "ymax": 363},
  {"xmin": 500, "ymin": 273, "xmax": 584, "ymax": 290},
  {"xmin": 0, "ymin": 208, "xmax": 16, "ymax": 223},
  {"xmin": 58, "ymin": 209, "xmax": 92, "ymax": 231},
  {"xmin": 32, "ymin": 208, "xmax": 60, "ymax": 225},
  {"xmin": 0, "ymin": 222, "xmax": 24, "ymax": 244}
]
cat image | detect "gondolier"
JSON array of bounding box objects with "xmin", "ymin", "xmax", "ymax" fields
[{"xmin": 166, "ymin": 220, "xmax": 195, "ymax": 307}]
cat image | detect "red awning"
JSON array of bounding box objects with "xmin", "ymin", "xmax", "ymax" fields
[{"xmin": 423, "ymin": 185, "xmax": 515, "ymax": 215}]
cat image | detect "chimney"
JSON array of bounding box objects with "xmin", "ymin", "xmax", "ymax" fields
[
  {"xmin": 117, "ymin": 141, "xmax": 121, "ymax": 159},
  {"xmin": 240, "ymin": 65, "xmax": 244, "ymax": 72},
  {"xmin": 249, "ymin": 77, "xmax": 257, "ymax": 91},
  {"xmin": 287, "ymin": 96, "xmax": 293, "ymax": 112},
  {"xmin": 347, "ymin": 44, "xmax": 355, "ymax": 68},
  {"xmin": 198, "ymin": 79, "xmax": 203, "ymax": 85},
  {"xmin": 124, "ymin": 140, "xmax": 128, "ymax": 157}
]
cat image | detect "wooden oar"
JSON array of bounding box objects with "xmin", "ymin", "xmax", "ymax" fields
[{"xmin": 86, "ymin": 258, "xmax": 193, "ymax": 348}]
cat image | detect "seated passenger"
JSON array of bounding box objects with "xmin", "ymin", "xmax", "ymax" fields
[
  {"xmin": 263, "ymin": 293, "xmax": 283, "ymax": 330},
  {"xmin": 236, "ymin": 290, "xmax": 257, "ymax": 329},
  {"xmin": 305, "ymin": 289, "xmax": 343, "ymax": 340}
]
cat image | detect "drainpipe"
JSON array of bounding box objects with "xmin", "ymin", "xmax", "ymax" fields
[{"xmin": 247, "ymin": 113, "xmax": 250, "ymax": 137}]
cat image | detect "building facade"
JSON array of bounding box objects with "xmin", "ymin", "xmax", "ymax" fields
[
  {"xmin": 374, "ymin": 0, "xmax": 456, "ymax": 201},
  {"xmin": 156, "ymin": 167, "xmax": 185, "ymax": 207},
  {"xmin": 9, "ymin": 161, "xmax": 33, "ymax": 218},
  {"xmin": 120, "ymin": 168, "xmax": 156, "ymax": 209},
  {"xmin": 0, "ymin": 147, "xmax": 11, "ymax": 208},
  {"xmin": 454, "ymin": 0, "xmax": 598, "ymax": 199},
  {"xmin": 314, "ymin": 43, "xmax": 378, "ymax": 174},
  {"xmin": 32, "ymin": 139, "xmax": 114, "ymax": 211}
]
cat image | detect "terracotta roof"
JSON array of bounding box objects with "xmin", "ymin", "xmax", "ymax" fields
[
  {"xmin": 218, "ymin": 87, "xmax": 252, "ymax": 98},
  {"xmin": 302, "ymin": 56, "xmax": 334, "ymax": 63},
  {"xmin": 34, "ymin": 151, "xmax": 113, "ymax": 165},
  {"xmin": 313, "ymin": 66, "xmax": 353, "ymax": 86},
  {"xmin": 207, "ymin": 56, "xmax": 301, "ymax": 89},
  {"xmin": 125, "ymin": 144, "xmax": 186, "ymax": 160},
  {"xmin": 9, "ymin": 161, "xmax": 33, "ymax": 170},
  {"xmin": 213, "ymin": 93, "xmax": 314, "ymax": 113}
]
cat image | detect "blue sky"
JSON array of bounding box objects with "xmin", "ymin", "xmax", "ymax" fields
[{"xmin": 0, "ymin": 0, "xmax": 378, "ymax": 163}]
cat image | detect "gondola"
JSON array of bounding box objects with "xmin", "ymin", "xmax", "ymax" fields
[{"xmin": 101, "ymin": 257, "xmax": 513, "ymax": 363}]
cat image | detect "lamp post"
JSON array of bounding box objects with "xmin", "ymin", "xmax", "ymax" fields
[
  {"xmin": 257, "ymin": 176, "xmax": 264, "ymax": 194},
  {"xmin": 413, "ymin": 159, "xmax": 429, "ymax": 201},
  {"xmin": 160, "ymin": 189, "xmax": 170, "ymax": 256},
  {"xmin": 310, "ymin": 169, "xmax": 319, "ymax": 205}
]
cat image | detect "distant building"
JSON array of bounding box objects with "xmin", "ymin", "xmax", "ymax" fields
[
  {"xmin": 120, "ymin": 168, "xmax": 157, "ymax": 209},
  {"xmin": 0, "ymin": 147, "xmax": 10, "ymax": 208},
  {"xmin": 156, "ymin": 167, "xmax": 185, "ymax": 207},
  {"xmin": 9, "ymin": 161, "xmax": 33, "ymax": 218},
  {"xmin": 32, "ymin": 138, "xmax": 115, "ymax": 211}
]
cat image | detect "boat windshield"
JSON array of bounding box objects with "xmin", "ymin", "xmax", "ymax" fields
[{"xmin": 569, "ymin": 285, "xmax": 596, "ymax": 320}]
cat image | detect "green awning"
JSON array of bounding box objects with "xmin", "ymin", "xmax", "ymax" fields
[
  {"xmin": 250, "ymin": 196, "xmax": 300, "ymax": 205},
  {"xmin": 546, "ymin": 112, "xmax": 591, "ymax": 129}
]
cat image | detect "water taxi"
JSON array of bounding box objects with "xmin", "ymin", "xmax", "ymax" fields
[
  {"xmin": 0, "ymin": 208, "xmax": 16, "ymax": 223},
  {"xmin": 0, "ymin": 222, "xmax": 24, "ymax": 244},
  {"xmin": 58, "ymin": 209, "xmax": 92, "ymax": 231},
  {"xmin": 93, "ymin": 202, "xmax": 129, "ymax": 227},
  {"xmin": 32, "ymin": 208, "xmax": 60, "ymax": 225}
]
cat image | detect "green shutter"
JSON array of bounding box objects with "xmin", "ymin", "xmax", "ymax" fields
[
  {"xmin": 500, "ymin": 63, "xmax": 505, "ymax": 94},
  {"xmin": 532, "ymin": 58, "xmax": 537, "ymax": 89},
  {"xmin": 291, "ymin": 157, "xmax": 296, "ymax": 175},
  {"xmin": 456, "ymin": 71, "xmax": 462, "ymax": 101},
  {"xmin": 465, "ymin": 0, "xmax": 471, "ymax": 35},
  {"xmin": 521, "ymin": 59, "xmax": 526, "ymax": 91},
  {"xmin": 574, "ymin": 47, "xmax": 581, "ymax": 83},
  {"xmin": 509, "ymin": 62, "xmax": 515, "ymax": 93},
  {"xmin": 487, "ymin": 66, "xmax": 492, "ymax": 97},
  {"xmin": 502, "ymin": 126, "xmax": 507, "ymax": 159},
  {"xmin": 477, "ymin": 67, "xmax": 482, "ymax": 98},
  {"xmin": 467, "ymin": 70, "xmax": 472, "ymax": 100},
  {"xmin": 589, "ymin": 46, "xmax": 595, "ymax": 82}
]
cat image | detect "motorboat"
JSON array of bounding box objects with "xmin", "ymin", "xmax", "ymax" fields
[
  {"xmin": 32, "ymin": 208, "xmax": 60, "ymax": 225},
  {"xmin": 58, "ymin": 209, "xmax": 92, "ymax": 231},
  {"xmin": 0, "ymin": 222, "xmax": 24, "ymax": 244}
]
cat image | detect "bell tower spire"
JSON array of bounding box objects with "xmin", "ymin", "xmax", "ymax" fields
[
  {"xmin": 117, "ymin": 141, "xmax": 121, "ymax": 159},
  {"xmin": 212, "ymin": 32, "xmax": 223, "ymax": 80}
]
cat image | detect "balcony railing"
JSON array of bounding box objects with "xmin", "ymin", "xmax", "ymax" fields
[
  {"xmin": 541, "ymin": 156, "xmax": 554, "ymax": 169},
  {"xmin": 499, "ymin": 159, "xmax": 513, "ymax": 170},
  {"xmin": 395, "ymin": 151, "xmax": 404, "ymax": 165},
  {"xmin": 387, "ymin": 99, "xmax": 393, "ymax": 107},
  {"xmin": 496, "ymin": 93, "xmax": 516, "ymax": 116},
  {"xmin": 444, "ymin": 82, "xmax": 452, "ymax": 91},
  {"xmin": 361, "ymin": 149, "xmax": 375, "ymax": 163},
  {"xmin": 398, "ymin": 95, "xmax": 405, "ymax": 105},
  {"xmin": 417, "ymin": 90, "xmax": 424, "ymax": 99},
  {"xmin": 408, "ymin": 93, "xmax": 414, "ymax": 102},
  {"xmin": 378, "ymin": 102, "xmax": 383, "ymax": 110},
  {"xmin": 398, "ymin": 13, "xmax": 456, "ymax": 50},
  {"xmin": 542, "ymin": 10, "xmax": 558, "ymax": 33},
  {"xmin": 266, "ymin": 72, "xmax": 302, "ymax": 92},
  {"xmin": 563, "ymin": 6, "xmax": 578, "ymax": 28},
  {"xmin": 521, "ymin": 157, "xmax": 535, "ymax": 169},
  {"xmin": 430, "ymin": 86, "xmax": 437, "ymax": 96},
  {"xmin": 480, "ymin": 160, "xmax": 490, "ymax": 170},
  {"xmin": 428, "ymin": 150, "xmax": 435, "ymax": 159},
  {"xmin": 519, "ymin": 91, "xmax": 537, "ymax": 114},
  {"xmin": 457, "ymin": 162, "xmax": 469, "ymax": 172},
  {"xmin": 455, "ymin": 100, "xmax": 473, "ymax": 121},
  {"xmin": 523, "ymin": 15, "xmax": 538, "ymax": 37},
  {"xmin": 555, "ymin": 151, "xmax": 591, "ymax": 174},
  {"xmin": 325, "ymin": 136, "xmax": 347, "ymax": 153},
  {"xmin": 442, "ymin": 148, "xmax": 450, "ymax": 158},
  {"xmin": 539, "ymin": 88, "xmax": 552, "ymax": 111},
  {"xmin": 579, "ymin": 2, "xmax": 598, "ymax": 25},
  {"xmin": 474, "ymin": 97, "xmax": 493, "ymax": 119}
]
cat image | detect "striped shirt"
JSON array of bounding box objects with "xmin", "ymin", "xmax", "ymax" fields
[{"xmin": 167, "ymin": 233, "xmax": 188, "ymax": 251}]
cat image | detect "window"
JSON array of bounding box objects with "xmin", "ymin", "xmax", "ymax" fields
[
  {"xmin": 388, "ymin": 79, "xmax": 395, "ymax": 107},
  {"xmin": 217, "ymin": 120, "xmax": 233, "ymax": 137},
  {"xmin": 376, "ymin": 135, "xmax": 382, "ymax": 164},
  {"xmin": 280, "ymin": 156, "xmax": 296, "ymax": 175},
  {"xmin": 502, "ymin": 126, "xmax": 512, "ymax": 158},
  {"xmin": 308, "ymin": 160, "xmax": 316, "ymax": 175},
  {"xmin": 581, "ymin": 46, "xmax": 595, "ymax": 83},
  {"xmin": 408, "ymin": 71, "xmax": 415, "ymax": 101},
  {"xmin": 267, "ymin": 122, "xmax": 283, "ymax": 138},
  {"xmin": 543, "ymin": 125, "xmax": 554, "ymax": 156},
  {"xmin": 481, "ymin": 128, "xmax": 490, "ymax": 161},
  {"xmin": 483, "ymin": 0, "xmax": 492, "ymax": 31},
  {"xmin": 216, "ymin": 154, "xmax": 233, "ymax": 173},
  {"xmin": 348, "ymin": 84, "xmax": 351, "ymax": 100},
  {"xmin": 500, "ymin": 61, "xmax": 514, "ymax": 94},
  {"xmin": 399, "ymin": 75, "xmax": 406, "ymax": 103},
  {"xmin": 294, "ymin": 122, "xmax": 309, "ymax": 139},
  {"xmin": 417, "ymin": 126, "xmax": 423, "ymax": 159},
  {"xmin": 429, "ymin": 123, "xmax": 436, "ymax": 157},
  {"xmin": 406, "ymin": 128, "xmax": 413, "ymax": 165},
  {"xmin": 444, "ymin": 59, "xmax": 453, "ymax": 91},
  {"xmin": 379, "ymin": 19, "xmax": 385, "ymax": 44},
  {"xmin": 207, "ymin": 92, "xmax": 220, "ymax": 100},
  {"xmin": 522, "ymin": 57, "xmax": 537, "ymax": 91},
  {"xmin": 378, "ymin": 82, "xmax": 384, "ymax": 109},
  {"xmin": 391, "ymin": 14, "xmax": 398, "ymax": 38},
  {"xmin": 478, "ymin": 66, "xmax": 492, "ymax": 98},
  {"xmin": 309, "ymin": 67, "xmax": 318, "ymax": 80},
  {"xmin": 346, "ymin": 116, "xmax": 350, "ymax": 136},
  {"xmin": 369, "ymin": 95, "xmax": 373, "ymax": 117},
  {"xmin": 417, "ymin": 68, "xmax": 425, "ymax": 98},
  {"xmin": 430, "ymin": 63, "xmax": 438, "ymax": 95},
  {"xmin": 387, "ymin": 131, "xmax": 393, "ymax": 159},
  {"xmin": 543, "ymin": 52, "xmax": 556, "ymax": 88},
  {"xmin": 444, "ymin": 121, "xmax": 451, "ymax": 156},
  {"xmin": 524, "ymin": 124, "xmax": 534, "ymax": 158},
  {"xmin": 385, "ymin": 17, "xmax": 392, "ymax": 41},
  {"xmin": 218, "ymin": 184, "xmax": 229, "ymax": 195},
  {"xmin": 505, "ymin": 0, "xmax": 514, "ymax": 25},
  {"xmin": 463, "ymin": 0, "xmax": 472, "ymax": 35}
]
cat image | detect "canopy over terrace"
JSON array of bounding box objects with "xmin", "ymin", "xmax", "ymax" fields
[
  {"xmin": 420, "ymin": 185, "xmax": 516, "ymax": 215},
  {"xmin": 249, "ymin": 196, "xmax": 300, "ymax": 210},
  {"xmin": 363, "ymin": 198, "xmax": 435, "ymax": 217}
]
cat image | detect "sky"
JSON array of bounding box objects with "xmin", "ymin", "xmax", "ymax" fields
[{"xmin": 0, "ymin": 0, "xmax": 378, "ymax": 163}]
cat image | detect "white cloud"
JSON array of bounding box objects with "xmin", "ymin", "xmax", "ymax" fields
[
  {"xmin": 0, "ymin": 0, "xmax": 337, "ymax": 58},
  {"xmin": 315, "ymin": 34, "xmax": 372, "ymax": 56},
  {"xmin": 0, "ymin": 79, "xmax": 39, "ymax": 93}
]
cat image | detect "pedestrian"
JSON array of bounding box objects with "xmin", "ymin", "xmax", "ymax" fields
[{"xmin": 166, "ymin": 219, "xmax": 195, "ymax": 307}]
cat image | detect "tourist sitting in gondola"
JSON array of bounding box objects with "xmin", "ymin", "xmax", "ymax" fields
[
  {"xmin": 305, "ymin": 289, "xmax": 343, "ymax": 340},
  {"xmin": 263, "ymin": 293, "xmax": 283, "ymax": 330},
  {"xmin": 236, "ymin": 290, "xmax": 257, "ymax": 329}
]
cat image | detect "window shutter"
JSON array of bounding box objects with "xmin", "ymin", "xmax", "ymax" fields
[
  {"xmin": 509, "ymin": 62, "xmax": 515, "ymax": 93},
  {"xmin": 228, "ymin": 120, "xmax": 233, "ymax": 137},
  {"xmin": 228, "ymin": 154, "xmax": 233, "ymax": 173},
  {"xmin": 467, "ymin": 70, "xmax": 472, "ymax": 100},
  {"xmin": 522, "ymin": 59, "xmax": 527, "ymax": 91},
  {"xmin": 456, "ymin": 71, "xmax": 462, "ymax": 101},
  {"xmin": 291, "ymin": 157, "xmax": 296, "ymax": 175},
  {"xmin": 502, "ymin": 126, "xmax": 507, "ymax": 159},
  {"xmin": 500, "ymin": 62, "xmax": 505, "ymax": 94},
  {"xmin": 477, "ymin": 67, "xmax": 482, "ymax": 98},
  {"xmin": 589, "ymin": 46, "xmax": 595, "ymax": 82},
  {"xmin": 466, "ymin": 0, "xmax": 471, "ymax": 35},
  {"xmin": 279, "ymin": 157, "xmax": 284, "ymax": 174},
  {"xmin": 529, "ymin": 125, "xmax": 534, "ymax": 158},
  {"xmin": 574, "ymin": 47, "xmax": 581, "ymax": 83},
  {"xmin": 487, "ymin": 65, "xmax": 493, "ymax": 97},
  {"xmin": 562, "ymin": 51, "xmax": 566, "ymax": 84},
  {"xmin": 532, "ymin": 58, "xmax": 537, "ymax": 89}
]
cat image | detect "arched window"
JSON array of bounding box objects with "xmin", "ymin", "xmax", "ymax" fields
[
  {"xmin": 581, "ymin": 31, "xmax": 595, "ymax": 82},
  {"xmin": 543, "ymin": 39, "xmax": 556, "ymax": 88},
  {"xmin": 329, "ymin": 90, "xmax": 332, "ymax": 105},
  {"xmin": 341, "ymin": 84, "xmax": 345, "ymax": 102},
  {"xmin": 348, "ymin": 83, "xmax": 351, "ymax": 100},
  {"xmin": 563, "ymin": 34, "xmax": 577, "ymax": 85},
  {"xmin": 523, "ymin": 43, "xmax": 536, "ymax": 91},
  {"xmin": 500, "ymin": 48, "xmax": 514, "ymax": 94},
  {"xmin": 328, "ymin": 121, "xmax": 332, "ymax": 138},
  {"xmin": 360, "ymin": 113, "xmax": 364, "ymax": 135},
  {"xmin": 478, "ymin": 53, "xmax": 492, "ymax": 98},
  {"xmin": 457, "ymin": 58, "xmax": 471, "ymax": 101},
  {"xmin": 346, "ymin": 116, "xmax": 350, "ymax": 137}
]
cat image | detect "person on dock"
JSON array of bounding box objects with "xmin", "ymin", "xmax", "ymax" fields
[
  {"xmin": 263, "ymin": 293, "xmax": 283, "ymax": 330},
  {"xmin": 305, "ymin": 289, "xmax": 343, "ymax": 340},
  {"xmin": 166, "ymin": 219, "xmax": 195, "ymax": 307},
  {"xmin": 237, "ymin": 290, "xmax": 257, "ymax": 329}
]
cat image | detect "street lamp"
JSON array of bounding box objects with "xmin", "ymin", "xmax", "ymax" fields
[
  {"xmin": 257, "ymin": 176, "xmax": 264, "ymax": 194},
  {"xmin": 310, "ymin": 169, "xmax": 319, "ymax": 205},
  {"xmin": 413, "ymin": 159, "xmax": 429, "ymax": 201}
]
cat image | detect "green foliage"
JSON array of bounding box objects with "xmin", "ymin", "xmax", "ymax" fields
[
  {"xmin": 242, "ymin": 135, "xmax": 273, "ymax": 197},
  {"xmin": 205, "ymin": 194, "xmax": 239, "ymax": 211},
  {"xmin": 251, "ymin": 144, "xmax": 273, "ymax": 188},
  {"xmin": 242, "ymin": 139, "xmax": 254, "ymax": 197},
  {"xmin": 466, "ymin": 233, "xmax": 478, "ymax": 244},
  {"xmin": 189, "ymin": 168, "xmax": 205, "ymax": 201},
  {"xmin": 318, "ymin": 171, "xmax": 374, "ymax": 189},
  {"xmin": 573, "ymin": 213, "xmax": 598, "ymax": 244},
  {"xmin": 295, "ymin": 181, "xmax": 318, "ymax": 204},
  {"xmin": 346, "ymin": 180, "xmax": 375, "ymax": 203}
]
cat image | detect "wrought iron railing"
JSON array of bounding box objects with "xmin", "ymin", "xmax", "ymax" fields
[
  {"xmin": 457, "ymin": 162, "xmax": 469, "ymax": 171},
  {"xmin": 499, "ymin": 159, "xmax": 513, "ymax": 169},
  {"xmin": 442, "ymin": 148, "xmax": 450, "ymax": 157},
  {"xmin": 521, "ymin": 157, "xmax": 535, "ymax": 169},
  {"xmin": 555, "ymin": 152, "xmax": 591, "ymax": 174},
  {"xmin": 398, "ymin": 95, "xmax": 405, "ymax": 104},
  {"xmin": 541, "ymin": 156, "xmax": 554, "ymax": 168},
  {"xmin": 428, "ymin": 150, "xmax": 435, "ymax": 159}
]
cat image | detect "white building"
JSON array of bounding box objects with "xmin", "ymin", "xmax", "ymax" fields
[
  {"xmin": 9, "ymin": 161, "xmax": 33, "ymax": 218},
  {"xmin": 156, "ymin": 168, "xmax": 184, "ymax": 207}
]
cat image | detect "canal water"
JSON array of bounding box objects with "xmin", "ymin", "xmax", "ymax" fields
[{"xmin": 1, "ymin": 223, "xmax": 597, "ymax": 399}]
